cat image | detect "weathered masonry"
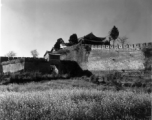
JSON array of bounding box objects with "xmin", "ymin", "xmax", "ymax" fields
[
  {"xmin": 0, "ymin": 42, "xmax": 152, "ymax": 74},
  {"xmin": 53, "ymin": 42, "xmax": 152, "ymax": 71},
  {"xmin": 1, "ymin": 58, "xmax": 51, "ymax": 74}
]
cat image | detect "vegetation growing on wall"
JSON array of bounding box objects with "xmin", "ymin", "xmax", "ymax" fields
[{"xmin": 142, "ymin": 47, "xmax": 152, "ymax": 71}]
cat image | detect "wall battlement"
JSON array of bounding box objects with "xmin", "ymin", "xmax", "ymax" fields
[
  {"xmin": 1, "ymin": 42, "xmax": 151, "ymax": 73},
  {"xmin": 54, "ymin": 42, "xmax": 152, "ymax": 71},
  {"xmin": 0, "ymin": 57, "xmax": 46, "ymax": 64},
  {"xmin": 58, "ymin": 42, "xmax": 152, "ymax": 53},
  {"xmin": 88, "ymin": 42, "xmax": 152, "ymax": 51}
]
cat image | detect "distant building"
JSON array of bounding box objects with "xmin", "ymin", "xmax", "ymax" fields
[{"xmin": 44, "ymin": 51, "xmax": 60, "ymax": 61}]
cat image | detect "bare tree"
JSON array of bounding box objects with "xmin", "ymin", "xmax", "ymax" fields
[
  {"xmin": 31, "ymin": 49, "xmax": 39, "ymax": 58},
  {"xmin": 118, "ymin": 36, "xmax": 128, "ymax": 46},
  {"xmin": 6, "ymin": 51, "xmax": 16, "ymax": 57}
]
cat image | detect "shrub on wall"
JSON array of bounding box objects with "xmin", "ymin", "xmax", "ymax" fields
[{"xmin": 142, "ymin": 48, "xmax": 152, "ymax": 71}]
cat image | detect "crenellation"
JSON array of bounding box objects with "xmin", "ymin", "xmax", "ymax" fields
[
  {"xmin": 95, "ymin": 45, "xmax": 99, "ymax": 49},
  {"xmin": 118, "ymin": 45, "xmax": 122, "ymax": 49},
  {"xmin": 1, "ymin": 41, "xmax": 152, "ymax": 74},
  {"xmin": 91, "ymin": 45, "xmax": 95, "ymax": 49},
  {"xmin": 140, "ymin": 43, "xmax": 143, "ymax": 48},
  {"xmin": 65, "ymin": 42, "xmax": 152, "ymax": 51},
  {"xmin": 148, "ymin": 42, "xmax": 152, "ymax": 47},
  {"xmin": 114, "ymin": 45, "xmax": 119, "ymax": 50},
  {"xmin": 98, "ymin": 45, "xmax": 102, "ymax": 49},
  {"xmin": 135, "ymin": 44, "xmax": 141, "ymax": 48},
  {"xmin": 135, "ymin": 45, "xmax": 141, "ymax": 50},
  {"xmin": 101, "ymin": 45, "xmax": 104, "ymax": 49},
  {"xmin": 132, "ymin": 44, "xmax": 135, "ymax": 48},
  {"xmin": 110, "ymin": 45, "xmax": 114, "ymax": 49},
  {"xmin": 129, "ymin": 44, "xmax": 133, "ymax": 48},
  {"xmin": 0, "ymin": 57, "xmax": 47, "ymax": 64},
  {"xmin": 124, "ymin": 44, "xmax": 129, "ymax": 48},
  {"xmin": 146, "ymin": 42, "xmax": 151, "ymax": 47},
  {"xmin": 106, "ymin": 45, "xmax": 109, "ymax": 49},
  {"xmin": 142, "ymin": 43, "xmax": 147, "ymax": 48},
  {"xmin": 89, "ymin": 42, "xmax": 152, "ymax": 51}
]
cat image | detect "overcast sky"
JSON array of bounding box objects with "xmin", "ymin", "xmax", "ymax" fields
[{"xmin": 1, "ymin": 0, "xmax": 152, "ymax": 57}]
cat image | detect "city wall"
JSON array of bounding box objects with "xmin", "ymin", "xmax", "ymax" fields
[
  {"xmin": 0, "ymin": 42, "xmax": 151, "ymax": 74},
  {"xmin": 0, "ymin": 57, "xmax": 83, "ymax": 76},
  {"xmin": 2, "ymin": 62, "xmax": 25, "ymax": 73},
  {"xmin": 0, "ymin": 58, "xmax": 51, "ymax": 74},
  {"xmin": 55, "ymin": 42, "xmax": 152, "ymax": 71},
  {"xmin": 87, "ymin": 49, "xmax": 144, "ymax": 71}
]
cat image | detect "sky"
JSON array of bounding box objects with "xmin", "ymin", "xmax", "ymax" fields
[{"xmin": 1, "ymin": 0, "xmax": 152, "ymax": 57}]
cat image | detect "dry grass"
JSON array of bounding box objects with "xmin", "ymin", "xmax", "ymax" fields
[
  {"xmin": 0, "ymin": 76, "xmax": 151, "ymax": 120},
  {"xmin": 0, "ymin": 89, "xmax": 151, "ymax": 120}
]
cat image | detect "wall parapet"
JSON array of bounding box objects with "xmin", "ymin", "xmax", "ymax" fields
[
  {"xmin": 1, "ymin": 57, "xmax": 47, "ymax": 65},
  {"xmin": 87, "ymin": 42, "xmax": 152, "ymax": 51}
]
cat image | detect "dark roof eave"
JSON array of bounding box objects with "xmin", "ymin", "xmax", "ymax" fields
[{"xmin": 44, "ymin": 51, "xmax": 51, "ymax": 57}]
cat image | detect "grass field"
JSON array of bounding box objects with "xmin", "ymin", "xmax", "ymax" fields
[{"xmin": 0, "ymin": 79, "xmax": 151, "ymax": 120}]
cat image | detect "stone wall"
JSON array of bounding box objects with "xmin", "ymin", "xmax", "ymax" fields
[
  {"xmin": 0, "ymin": 57, "xmax": 83, "ymax": 77},
  {"xmin": 24, "ymin": 62, "xmax": 51, "ymax": 73},
  {"xmin": 1, "ymin": 59, "xmax": 25, "ymax": 73},
  {"xmin": 54, "ymin": 43, "xmax": 89, "ymax": 70},
  {"xmin": 87, "ymin": 49, "xmax": 145, "ymax": 71},
  {"xmin": 2, "ymin": 62, "xmax": 24, "ymax": 73},
  {"xmin": 91, "ymin": 42, "xmax": 152, "ymax": 50},
  {"xmin": 1, "ymin": 58, "xmax": 50, "ymax": 74},
  {"xmin": 1, "ymin": 42, "xmax": 151, "ymax": 74},
  {"xmin": 54, "ymin": 42, "xmax": 152, "ymax": 71}
]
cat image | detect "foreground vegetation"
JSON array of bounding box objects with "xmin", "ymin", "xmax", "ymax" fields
[
  {"xmin": 0, "ymin": 70, "xmax": 151, "ymax": 93},
  {"xmin": 0, "ymin": 70, "xmax": 151, "ymax": 120},
  {"xmin": 0, "ymin": 89, "xmax": 151, "ymax": 120}
]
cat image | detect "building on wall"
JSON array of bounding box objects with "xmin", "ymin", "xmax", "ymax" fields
[
  {"xmin": 1, "ymin": 26, "xmax": 152, "ymax": 75},
  {"xmin": 80, "ymin": 32, "xmax": 112, "ymax": 46},
  {"xmin": 1, "ymin": 41, "xmax": 152, "ymax": 76},
  {"xmin": 51, "ymin": 40, "xmax": 152, "ymax": 72},
  {"xmin": 44, "ymin": 51, "xmax": 61, "ymax": 61}
]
